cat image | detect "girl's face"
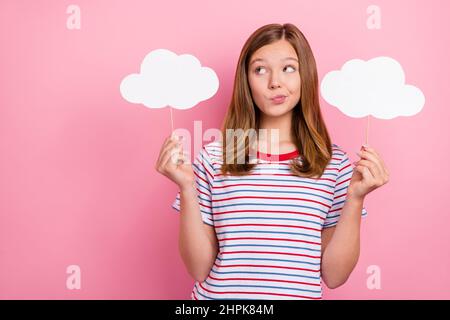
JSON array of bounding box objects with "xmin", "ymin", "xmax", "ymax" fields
[{"xmin": 247, "ymin": 39, "xmax": 301, "ymax": 119}]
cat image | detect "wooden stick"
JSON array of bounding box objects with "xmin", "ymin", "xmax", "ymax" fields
[
  {"xmin": 169, "ymin": 107, "xmax": 174, "ymax": 134},
  {"xmin": 365, "ymin": 115, "xmax": 370, "ymax": 146}
]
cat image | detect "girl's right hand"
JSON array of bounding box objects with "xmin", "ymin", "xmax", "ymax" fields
[{"xmin": 155, "ymin": 134, "xmax": 195, "ymax": 190}]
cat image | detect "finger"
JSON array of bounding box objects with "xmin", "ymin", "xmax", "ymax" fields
[
  {"xmin": 354, "ymin": 164, "xmax": 376, "ymax": 185},
  {"xmin": 158, "ymin": 139, "xmax": 180, "ymax": 166},
  {"xmin": 357, "ymin": 149, "xmax": 387, "ymax": 177},
  {"xmin": 161, "ymin": 144, "xmax": 182, "ymax": 168},
  {"xmin": 179, "ymin": 151, "xmax": 192, "ymax": 165},
  {"xmin": 165, "ymin": 148, "xmax": 187, "ymax": 167},
  {"xmin": 353, "ymin": 159, "xmax": 383, "ymax": 184},
  {"xmin": 362, "ymin": 145, "xmax": 379, "ymax": 157},
  {"xmin": 157, "ymin": 135, "xmax": 178, "ymax": 164},
  {"xmin": 175, "ymin": 153, "xmax": 185, "ymax": 166},
  {"xmin": 361, "ymin": 146, "xmax": 388, "ymax": 175},
  {"xmin": 163, "ymin": 134, "xmax": 178, "ymax": 151},
  {"xmin": 363, "ymin": 148, "xmax": 389, "ymax": 178}
]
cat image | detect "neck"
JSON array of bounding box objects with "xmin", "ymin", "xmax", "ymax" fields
[{"xmin": 257, "ymin": 111, "xmax": 295, "ymax": 153}]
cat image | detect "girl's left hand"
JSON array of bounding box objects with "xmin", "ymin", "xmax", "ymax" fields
[{"xmin": 348, "ymin": 145, "xmax": 390, "ymax": 200}]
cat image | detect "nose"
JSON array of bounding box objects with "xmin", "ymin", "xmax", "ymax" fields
[
  {"xmin": 270, "ymin": 83, "xmax": 281, "ymax": 89},
  {"xmin": 269, "ymin": 75, "xmax": 281, "ymax": 89}
]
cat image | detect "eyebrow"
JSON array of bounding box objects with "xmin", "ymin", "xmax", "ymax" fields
[{"xmin": 250, "ymin": 57, "xmax": 299, "ymax": 65}]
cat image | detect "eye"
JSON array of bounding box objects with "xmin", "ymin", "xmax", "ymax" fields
[
  {"xmin": 254, "ymin": 65, "xmax": 297, "ymax": 75},
  {"xmin": 254, "ymin": 66, "xmax": 266, "ymax": 74},
  {"xmin": 284, "ymin": 65, "xmax": 296, "ymax": 72}
]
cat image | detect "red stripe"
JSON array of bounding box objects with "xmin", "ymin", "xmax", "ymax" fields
[
  {"xmin": 211, "ymin": 161, "xmax": 338, "ymax": 167},
  {"xmin": 213, "ymin": 183, "xmax": 334, "ymax": 195},
  {"xmin": 193, "ymin": 169, "xmax": 209, "ymax": 185},
  {"xmin": 215, "ymin": 172, "xmax": 336, "ymax": 182},
  {"xmin": 195, "ymin": 187, "xmax": 209, "ymax": 197},
  {"xmin": 207, "ymin": 275, "xmax": 320, "ymax": 287},
  {"xmin": 213, "ymin": 155, "xmax": 342, "ymax": 164},
  {"xmin": 199, "ymin": 282, "xmax": 321, "ymax": 300},
  {"xmin": 208, "ymin": 147, "xmax": 342, "ymax": 153},
  {"xmin": 256, "ymin": 149, "xmax": 300, "ymax": 161},
  {"xmin": 219, "ymin": 237, "xmax": 321, "ymax": 246},
  {"xmin": 333, "ymin": 192, "xmax": 347, "ymax": 200},
  {"xmin": 199, "ymin": 202, "xmax": 212, "ymax": 209},
  {"xmin": 328, "ymin": 206, "xmax": 343, "ymax": 213},
  {"xmin": 180, "ymin": 184, "xmax": 211, "ymax": 209},
  {"xmin": 220, "ymin": 251, "xmax": 321, "ymax": 259},
  {"xmin": 213, "ymin": 195, "xmax": 331, "ymax": 209},
  {"xmin": 202, "ymin": 164, "xmax": 214, "ymax": 181},
  {"xmin": 336, "ymin": 177, "xmax": 351, "ymax": 187},
  {"xmin": 213, "ymin": 209, "xmax": 325, "ymax": 222},
  {"xmin": 196, "ymin": 151, "xmax": 215, "ymax": 180},
  {"xmin": 339, "ymin": 163, "xmax": 351, "ymax": 173},
  {"xmin": 209, "ymin": 152, "xmax": 342, "ymax": 161},
  {"xmin": 215, "ymin": 223, "xmax": 322, "ymax": 232},
  {"xmin": 177, "ymin": 186, "xmax": 209, "ymax": 197}
]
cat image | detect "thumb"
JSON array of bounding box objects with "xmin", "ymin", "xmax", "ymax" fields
[{"xmin": 354, "ymin": 165, "xmax": 372, "ymax": 183}]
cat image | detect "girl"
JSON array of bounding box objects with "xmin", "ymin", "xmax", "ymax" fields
[{"xmin": 155, "ymin": 23, "xmax": 389, "ymax": 300}]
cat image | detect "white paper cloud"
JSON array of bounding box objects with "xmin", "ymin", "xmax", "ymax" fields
[
  {"xmin": 120, "ymin": 49, "xmax": 219, "ymax": 110},
  {"xmin": 320, "ymin": 56, "xmax": 425, "ymax": 119}
]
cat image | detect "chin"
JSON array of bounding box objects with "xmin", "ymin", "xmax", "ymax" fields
[{"xmin": 262, "ymin": 106, "xmax": 292, "ymax": 118}]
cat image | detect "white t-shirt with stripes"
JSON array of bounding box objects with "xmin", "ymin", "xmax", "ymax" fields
[{"xmin": 172, "ymin": 140, "xmax": 367, "ymax": 300}]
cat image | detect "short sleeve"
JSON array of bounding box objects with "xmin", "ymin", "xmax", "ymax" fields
[
  {"xmin": 171, "ymin": 146, "xmax": 215, "ymax": 226},
  {"xmin": 323, "ymin": 151, "xmax": 368, "ymax": 228}
]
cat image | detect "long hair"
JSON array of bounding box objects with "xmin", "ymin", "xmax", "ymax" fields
[{"xmin": 220, "ymin": 23, "xmax": 332, "ymax": 179}]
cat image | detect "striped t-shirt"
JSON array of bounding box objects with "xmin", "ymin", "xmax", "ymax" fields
[{"xmin": 172, "ymin": 140, "xmax": 367, "ymax": 300}]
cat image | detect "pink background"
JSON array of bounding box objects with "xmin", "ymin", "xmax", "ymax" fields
[{"xmin": 1, "ymin": 0, "xmax": 449, "ymax": 299}]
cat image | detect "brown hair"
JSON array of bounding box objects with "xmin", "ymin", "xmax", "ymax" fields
[{"xmin": 219, "ymin": 23, "xmax": 332, "ymax": 179}]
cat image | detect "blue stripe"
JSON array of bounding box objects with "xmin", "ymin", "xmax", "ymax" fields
[
  {"xmin": 194, "ymin": 181, "xmax": 210, "ymax": 194},
  {"xmin": 199, "ymin": 152, "xmax": 216, "ymax": 175},
  {"xmin": 214, "ymin": 177, "xmax": 333, "ymax": 189},
  {"xmin": 213, "ymin": 202, "xmax": 329, "ymax": 215},
  {"xmin": 216, "ymin": 229, "xmax": 321, "ymax": 240},
  {"xmin": 197, "ymin": 195, "xmax": 212, "ymax": 203},
  {"xmin": 176, "ymin": 187, "xmax": 211, "ymax": 202},
  {"xmin": 194, "ymin": 284, "xmax": 254, "ymax": 300},
  {"xmin": 201, "ymin": 209, "xmax": 212, "ymax": 216},
  {"xmin": 323, "ymin": 210, "xmax": 368, "ymax": 227},
  {"xmin": 218, "ymin": 243, "xmax": 321, "ymax": 252},
  {"xmin": 210, "ymin": 268, "xmax": 321, "ymax": 280},
  {"xmin": 214, "ymin": 216, "xmax": 323, "ymax": 227},
  {"xmin": 204, "ymin": 279, "xmax": 322, "ymax": 294},
  {"xmin": 212, "ymin": 188, "xmax": 333, "ymax": 202},
  {"xmin": 172, "ymin": 203, "xmax": 213, "ymax": 221},
  {"xmin": 250, "ymin": 168, "xmax": 338, "ymax": 178},
  {"xmin": 216, "ymin": 256, "xmax": 321, "ymax": 266},
  {"xmin": 335, "ymin": 186, "xmax": 349, "ymax": 195},
  {"xmin": 331, "ymin": 200, "xmax": 345, "ymax": 209},
  {"xmin": 336, "ymin": 170, "xmax": 352, "ymax": 184}
]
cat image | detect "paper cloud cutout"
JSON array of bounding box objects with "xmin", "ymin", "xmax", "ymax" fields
[
  {"xmin": 320, "ymin": 56, "xmax": 425, "ymax": 119},
  {"xmin": 120, "ymin": 49, "xmax": 219, "ymax": 110}
]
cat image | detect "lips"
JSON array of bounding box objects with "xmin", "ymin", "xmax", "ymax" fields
[
  {"xmin": 270, "ymin": 95, "xmax": 287, "ymax": 104},
  {"xmin": 270, "ymin": 95, "xmax": 287, "ymax": 100}
]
